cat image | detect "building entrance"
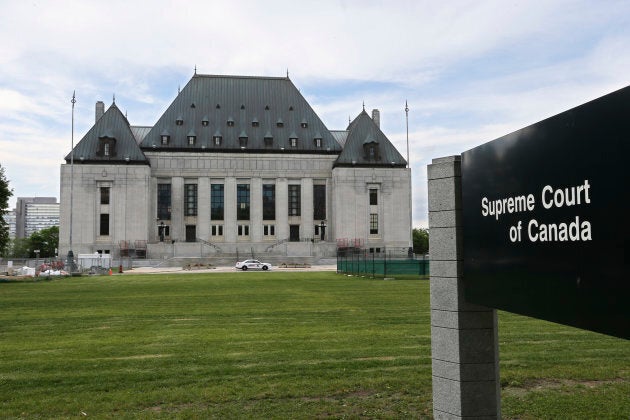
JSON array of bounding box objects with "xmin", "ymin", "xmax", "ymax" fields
[
  {"xmin": 289, "ymin": 225, "xmax": 300, "ymax": 242},
  {"xmin": 185, "ymin": 225, "xmax": 196, "ymax": 242}
]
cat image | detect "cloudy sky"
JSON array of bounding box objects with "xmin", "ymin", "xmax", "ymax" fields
[{"xmin": 1, "ymin": 0, "xmax": 628, "ymax": 227}]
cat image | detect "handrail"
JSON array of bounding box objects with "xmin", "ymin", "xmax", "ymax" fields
[
  {"xmin": 196, "ymin": 237, "xmax": 222, "ymax": 252},
  {"xmin": 265, "ymin": 238, "xmax": 289, "ymax": 252}
]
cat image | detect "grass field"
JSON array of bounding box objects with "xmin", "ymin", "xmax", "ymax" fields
[{"xmin": 0, "ymin": 272, "xmax": 627, "ymax": 419}]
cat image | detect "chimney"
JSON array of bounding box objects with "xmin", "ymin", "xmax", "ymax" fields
[
  {"xmin": 95, "ymin": 101, "xmax": 105, "ymax": 122},
  {"xmin": 372, "ymin": 109, "xmax": 380, "ymax": 128}
]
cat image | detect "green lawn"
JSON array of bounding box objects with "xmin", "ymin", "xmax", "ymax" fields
[{"xmin": 0, "ymin": 272, "xmax": 627, "ymax": 419}]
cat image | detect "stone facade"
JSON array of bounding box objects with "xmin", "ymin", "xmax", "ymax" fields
[{"xmin": 59, "ymin": 74, "xmax": 411, "ymax": 259}]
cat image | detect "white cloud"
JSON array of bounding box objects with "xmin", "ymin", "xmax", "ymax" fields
[{"xmin": 0, "ymin": 0, "xmax": 628, "ymax": 219}]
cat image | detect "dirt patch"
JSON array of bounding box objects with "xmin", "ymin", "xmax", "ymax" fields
[{"xmin": 503, "ymin": 378, "xmax": 627, "ymax": 397}]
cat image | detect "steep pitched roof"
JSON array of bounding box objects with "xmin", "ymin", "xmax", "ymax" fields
[
  {"xmin": 333, "ymin": 110, "xmax": 407, "ymax": 168},
  {"xmin": 140, "ymin": 74, "xmax": 342, "ymax": 154},
  {"xmin": 65, "ymin": 103, "xmax": 148, "ymax": 164}
]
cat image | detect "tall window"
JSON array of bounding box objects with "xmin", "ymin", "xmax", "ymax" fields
[
  {"xmin": 237, "ymin": 184, "xmax": 250, "ymax": 220},
  {"xmin": 369, "ymin": 188, "xmax": 378, "ymax": 205},
  {"xmin": 100, "ymin": 187, "xmax": 110, "ymax": 205},
  {"xmin": 370, "ymin": 213, "xmax": 379, "ymax": 234},
  {"xmin": 184, "ymin": 184, "xmax": 198, "ymax": 216},
  {"xmin": 263, "ymin": 184, "xmax": 275, "ymax": 220},
  {"xmin": 211, "ymin": 184, "xmax": 224, "ymax": 220},
  {"xmin": 313, "ymin": 185, "xmax": 326, "ymax": 220},
  {"xmin": 288, "ymin": 185, "xmax": 301, "ymax": 216},
  {"xmin": 100, "ymin": 214, "xmax": 109, "ymax": 236},
  {"xmin": 157, "ymin": 184, "xmax": 171, "ymax": 220}
]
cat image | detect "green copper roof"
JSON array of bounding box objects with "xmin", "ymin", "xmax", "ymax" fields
[
  {"xmin": 140, "ymin": 74, "xmax": 342, "ymax": 154},
  {"xmin": 333, "ymin": 110, "xmax": 407, "ymax": 168},
  {"xmin": 64, "ymin": 103, "xmax": 148, "ymax": 164}
]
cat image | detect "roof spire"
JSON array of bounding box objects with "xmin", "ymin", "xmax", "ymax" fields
[
  {"xmin": 362, "ymin": 101, "xmax": 365, "ymax": 111},
  {"xmin": 113, "ymin": 93, "xmax": 116, "ymax": 104},
  {"xmin": 286, "ymin": 68, "xmax": 289, "ymax": 79},
  {"xmin": 178, "ymin": 85, "xmax": 181, "ymax": 95},
  {"xmin": 194, "ymin": 65, "xmax": 197, "ymax": 75}
]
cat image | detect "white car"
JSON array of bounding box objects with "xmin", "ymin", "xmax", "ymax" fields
[{"xmin": 235, "ymin": 259, "xmax": 272, "ymax": 271}]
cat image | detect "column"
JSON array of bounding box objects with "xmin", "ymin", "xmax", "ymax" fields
[
  {"xmin": 224, "ymin": 177, "xmax": 237, "ymax": 243},
  {"xmin": 428, "ymin": 155, "xmax": 501, "ymax": 419},
  {"xmin": 301, "ymin": 177, "xmax": 314, "ymax": 239},
  {"xmin": 250, "ymin": 177, "xmax": 263, "ymax": 242},
  {"xmin": 198, "ymin": 177, "xmax": 210, "ymax": 240},
  {"xmin": 276, "ymin": 178, "xmax": 288, "ymax": 240},
  {"xmin": 171, "ymin": 177, "xmax": 184, "ymax": 242}
]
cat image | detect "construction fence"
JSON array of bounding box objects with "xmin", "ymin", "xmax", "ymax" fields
[{"xmin": 336, "ymin": 247, "xmax": 429, "ymax": 278}]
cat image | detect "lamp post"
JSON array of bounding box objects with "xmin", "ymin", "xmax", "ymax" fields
[
  {"xmin": 66, "ymin": 91, "xmax": 77, "ymax": 272},
  {"xmin": 320, "ymin": 220, "xmax": 327, "ymax": 241}
]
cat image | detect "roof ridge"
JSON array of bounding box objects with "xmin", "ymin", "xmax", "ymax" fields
[{"xmin": 193, "ymin": 73, "xmax": 289, "ymax": 81}]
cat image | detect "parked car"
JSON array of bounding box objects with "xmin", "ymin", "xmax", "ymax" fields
[{"xmin": 235, "ymin": 259, "xmax": 272, "ymax": 271}]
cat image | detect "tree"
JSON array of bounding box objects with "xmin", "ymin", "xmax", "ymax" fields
[
  {"xmin": 29, "ymin": 226, "xmax": 59, "ymax": 258},
  {"xmin": 412, "ymin": 228, "xmax": 429, "ymax": 255},
  {"xmin": 0, "ymin": 164, "xmax": 13, "ymax": 256},
  {"xmin": 7, "ymin": 237, "xmax": 30, "ymax": 258}
]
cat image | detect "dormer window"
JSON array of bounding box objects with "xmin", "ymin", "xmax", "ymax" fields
[
  {"xmin": 276, "ymin": 119, "xmax": 284, "ymax": 127},
  {"xmin": 97, "ymin": 137, "xmax": 116, "ymax": 157},
  {"xmin": 227, "ymin": 118, "xmax": 234, "ymax": 127},
  {"xmin": 252, "ymin": 118, "xmax": 259, "ymax": 127},
  {"xmin": 363, "ymin": 138, "xmax": 380, "ymax": 160},
  {"xmin": 188, "ymin": 135, "xmax": 196, "ymax": 145},
  {"xmin": 176, "ymin": 116, "xmax": 183, "ymax": 126},
  {"xmin": 300, "ymin": 120, "xmax": 308, "ymax": 128},
  {"xmin": 201, "ymin": 117, "xmax": 209, "ymax": 127},
  {"xmin": 213, "ymin": 135, "xmax": 222, "ymax": 146},
  {"xmin": 264, "ymin": 132, "xmax": 273, "ymax": 147},
  {"xmin": 289, "ymin": 135, "xmax": 298, "ymax": 147},
  {"xmin": 314, "ymin": 137, "xmax": 322, "ymax": 148},
  {"xmin": 161, "ymin": 133, "xmax": 170, "ymax": 145},
  {"xmin": 239, "ymin": 131, "xmax": 248, "ymax": 147}
]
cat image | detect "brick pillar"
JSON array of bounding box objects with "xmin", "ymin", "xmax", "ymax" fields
[{"xmin": 428, "ymin": 155, "xmax": 501, "ymax": 419}]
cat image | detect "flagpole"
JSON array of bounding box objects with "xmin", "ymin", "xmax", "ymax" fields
[{"xmin": 66, "ymin": 91, "xmax": 76, "ymax": 271}]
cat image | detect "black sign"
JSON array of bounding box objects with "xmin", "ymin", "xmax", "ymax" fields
[{"xmin": 462, "ymin": 86, "xmax": 629, "ymax": 339}]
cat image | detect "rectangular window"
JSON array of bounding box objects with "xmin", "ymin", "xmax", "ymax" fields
[
  {"xmin": 313, "ymin": 185, "xmax": 326, "ymax": 220},
  {"xmin": 370, "ymin": 213, "xmax": 379, "ymax": 234},
  {"xmin": 104, "ymin": 143, "xmax": 110, "ymax": 156},
  {"xmin": 369, "ymin": 188, "xmax": 378, "ymax": 205},
  {"xmin": 211, "ymin": 184, "xmax": 224, "ymax": 220},
  {"xmin": 237, "ymin": 184, "xmax": 250, "ymax": 220},
  {"xmin": 238, "ymin": 224, "xmax": 250, "ymax": 236},
  {"xmin": 100, "ymin": 187, "xmax": 110, "ymax": 205},
  {"xmin": 288, "ymin": 185, "xmax": 301, "ymax": 216},
  {"xmin": 263, "ymin": 224, "xmax": 275, "ymax": 236},
  {"xmin": 157, "ymin": 184, "xmax": 171, "ymax": 220},
  {"xmin": 100, "ymin": 214, "xmax": 109, "ymax": 236},
  {"xmin": 211, "ymin": 225, "xmax": 224, "ymax": 236},
  {"xmin": 185, "ymin": 184, "xmax": 198, "ymax": 216},
  {"xmin": 263, "ymin": 184, "xmax": 275, "ymax": 220}
]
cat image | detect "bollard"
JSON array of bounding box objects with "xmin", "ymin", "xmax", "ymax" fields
[{"xmin": 119, "ymin": 264, "xmax": 123, "ymax": 274}]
